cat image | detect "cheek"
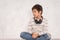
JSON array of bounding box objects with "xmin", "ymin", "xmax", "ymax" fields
[
  {"xmin": 33, "ymin": 13, "xmax": 38, "ymax": 17},
  {"xmin": 33, "ymin": 11, "xmax": 39, "ymax": 17},
  {"xmin": 35, "ymin": 12, "xmax": 39, "ymax": 16}
]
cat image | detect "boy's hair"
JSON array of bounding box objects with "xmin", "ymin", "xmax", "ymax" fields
[{"xmin": 32, "ymin": 4, "xmax": 43, "ymax": 14}]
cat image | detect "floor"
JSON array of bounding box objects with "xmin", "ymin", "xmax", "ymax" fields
[{"xmin": 0, "ymin": 39, "xmax": 60, "ymax": 40}]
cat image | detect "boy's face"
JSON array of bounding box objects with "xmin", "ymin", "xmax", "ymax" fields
[{"xmin": 32, "ymin": 9, "xmax": 42, "ymax": 18}]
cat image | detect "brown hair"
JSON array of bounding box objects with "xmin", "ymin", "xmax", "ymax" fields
[{"xmin": 32, "ymin": 4, "xmax": 43, "ymax": 14}]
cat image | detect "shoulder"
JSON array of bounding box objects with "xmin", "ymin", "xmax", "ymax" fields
[
  {"xmin": 27, "ymin": 17, "xmax": 34, "ymax": 26},
  {"xmin": 28, "ymin": 17, "xmax": 34, "ymax": 24},
  {"xmin": 41, "ymin": 17, "xmax": 48, "ymax": 25},
  {"xmin": 42, "ymin": 17, "xmax": 48, "ymax": 26},
  {"xmin": 43, "ymin": 17, "xmax": 48, "ymax": 22}
]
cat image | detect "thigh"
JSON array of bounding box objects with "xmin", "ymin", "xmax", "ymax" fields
[
  {"xmin": 36, "ymin": 34, "xmax": 50, "ymax": 40},
  {"xmin": 20, "ymin": 32, "xmax": 34, "ymax": 40},
  {"xmin": 41, "ymin": 34, "xmax": 51, "ymax": 40},
  {"xmin": 36, "ymin": 36, "xmax": 47, "ymax": 40}
]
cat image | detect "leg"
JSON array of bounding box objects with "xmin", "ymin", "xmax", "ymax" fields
[
  {"xmin": 41, "ymin": 34, "xmax": 51, "ymax": 40},
  {"xmin": 20, "ymin": 32, "xmax": 34, "ymax": 40},
  {"xmin": 36, "ymin": 35, "xmax": 47, "ymax": 40},
  {"xmin": 36, "ymin": 34, "xmax": 51, "ymax": 40}
]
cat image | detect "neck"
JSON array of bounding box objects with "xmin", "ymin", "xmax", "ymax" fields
[
  {"xmin": 34, "ymin": 16, "xmax": 43, "ymax": 21},
  {"xmin": 36, "ymin": 16, "xmax": 42, "ymax": 20}
]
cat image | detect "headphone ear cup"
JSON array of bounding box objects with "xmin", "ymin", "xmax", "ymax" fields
[
  {"xmin": 34, "ymin": 19, "xmax": 42, "ymax": 24},
  {"xmin": 34, "ymin": 16, "xmax": 43, "ymax": 24}
]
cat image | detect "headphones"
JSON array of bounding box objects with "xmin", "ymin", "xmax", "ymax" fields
[{"xmin": 34, "ymin": 16, "xmax": 43, "ymax": 24}]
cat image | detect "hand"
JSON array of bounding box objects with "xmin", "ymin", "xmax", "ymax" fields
[{"xmin": 32, "ymin": 33, "xmax": 39, "ymax": 38}]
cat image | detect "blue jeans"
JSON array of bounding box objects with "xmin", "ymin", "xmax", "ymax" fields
[{"xmin": 20, "ymin": 32, "xmax": 51, "ymax": 40}]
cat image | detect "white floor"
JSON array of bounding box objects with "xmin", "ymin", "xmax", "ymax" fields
[{"xmin": 0, "ymin": 39, "xmax": 60, "ymax": 40}]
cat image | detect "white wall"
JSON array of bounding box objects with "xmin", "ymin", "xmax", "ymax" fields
[{"xmin": 0, "ymin": 0, "xmax": 60, "ymax": 39}]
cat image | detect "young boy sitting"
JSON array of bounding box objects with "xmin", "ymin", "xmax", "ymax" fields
[{"xmin": 20, "ymin": 4, "xmax": 51, "ymax": 40}]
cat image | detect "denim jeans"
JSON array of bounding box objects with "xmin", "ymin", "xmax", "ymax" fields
[{"xmin": 20, "ymin": 32, "xmax": 51, "ymax": 40}]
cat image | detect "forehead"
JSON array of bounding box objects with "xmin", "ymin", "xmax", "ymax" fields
[{"xmin": 32, "ymin": 9, "xmax": 38, "ymax": 11}]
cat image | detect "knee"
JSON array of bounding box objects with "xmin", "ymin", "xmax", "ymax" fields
[
  {"xmin": 20, "ymin": 32, "xmax": 25, "ymax": 37},
  {"xmin": 20, "ymin": 32, "xmax": 28, "ymax": 37},
  {"xmin": 44, "ymin": 33, "xmax": 51, "ymax": 40}
]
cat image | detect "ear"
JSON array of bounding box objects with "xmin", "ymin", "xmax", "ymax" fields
[
  {"xmin": 39, "ymin": 11, "xmax": 41, "ymax": 14},
  {"xmin": 39, "ymin": 11, "xmax": 42, "ymax": 15}
]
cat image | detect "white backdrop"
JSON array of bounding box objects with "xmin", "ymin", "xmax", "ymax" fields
[{"xmin": 0, "ymin": 0, "xmax": 60, "ymax": 39}]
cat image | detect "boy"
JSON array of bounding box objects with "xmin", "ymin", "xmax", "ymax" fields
[{"xmin": 20, "ymin": 4, "xmax": 51, "ymax": 40}]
